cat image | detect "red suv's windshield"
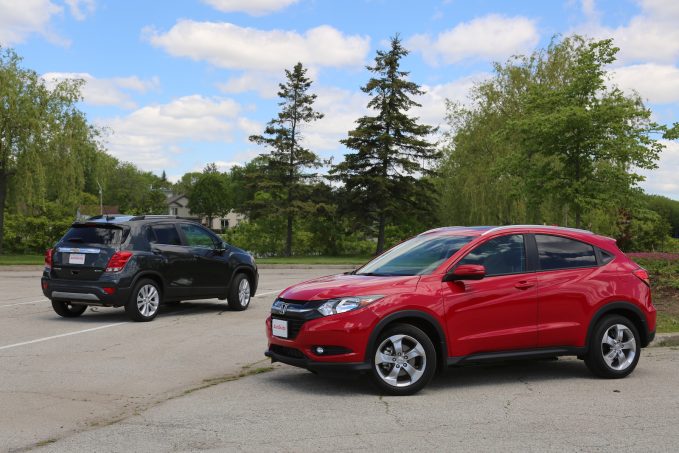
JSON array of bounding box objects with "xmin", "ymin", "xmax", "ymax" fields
[{"xmin": 356, "ymin": 235, "xmax": 473, "ymax": 276}]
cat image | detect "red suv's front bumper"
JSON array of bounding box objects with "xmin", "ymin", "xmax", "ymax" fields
[{"xmin": 265, "ymin": 308, "xmax": 380, "ymax": 374}]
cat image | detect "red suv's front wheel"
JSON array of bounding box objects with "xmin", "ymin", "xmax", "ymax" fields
[{"xmin": 370, "ymin": 323, "xmax": 437, "ymax": 395}]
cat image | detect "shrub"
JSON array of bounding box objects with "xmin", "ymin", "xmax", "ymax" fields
[{"xmin": 3, "ymin": 214, "xmax": 72, "ymax": 254}]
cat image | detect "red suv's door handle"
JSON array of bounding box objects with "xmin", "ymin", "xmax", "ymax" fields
[{"xmin": 515, "ymin": 280, "xmax": 536, "ymax": 290}]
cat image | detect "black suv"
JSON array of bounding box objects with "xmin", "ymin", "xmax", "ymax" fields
[{"xmin": 41, "ymin": 215, "xmax": 258, "ymax": 322}]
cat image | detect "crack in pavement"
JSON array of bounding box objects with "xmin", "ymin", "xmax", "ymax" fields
[{"xmin": 12, "ymin": 359, "xmax": 277, "ymax": 452}]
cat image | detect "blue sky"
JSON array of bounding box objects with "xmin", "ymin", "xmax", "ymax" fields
[{"xmin": 2, "ymin": 0, "xmax": 678, "ymax": 199}]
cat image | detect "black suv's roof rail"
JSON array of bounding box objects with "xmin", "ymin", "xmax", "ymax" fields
[{"xmin": 128, "ymin": 215, "xmax": 179, "ymax": 221}]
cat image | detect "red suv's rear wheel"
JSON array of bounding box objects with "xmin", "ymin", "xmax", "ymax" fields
[{"xmin": 585, "ymin": 315, "xmax": 640, "ymax": 378}]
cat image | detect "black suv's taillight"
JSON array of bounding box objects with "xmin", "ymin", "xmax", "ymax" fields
[
  {"xmin": 44, "ymin": 248, "xmax": 53, "ymax": 269},
  {"xmin": 106, "ymin": 251, "xmax": 133, "ymax": 272}
]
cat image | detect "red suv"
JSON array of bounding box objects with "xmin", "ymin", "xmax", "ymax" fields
[{"xmin": 265, "ymin": 226, "xmax": 656, "ymax": 395}]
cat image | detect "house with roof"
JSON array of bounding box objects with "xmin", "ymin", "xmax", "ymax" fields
[{"xmin": 166, "ymin": 194, "xmax": 244, "ymax": 232}]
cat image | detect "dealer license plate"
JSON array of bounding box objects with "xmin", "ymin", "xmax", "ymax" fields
[
  {"xmin": 69, "ymin": 253, "xmax": 86, "ymax": 265},
  {"xmin": 272, "ymin": 319, "xmax": 288, "ymax": 338}
]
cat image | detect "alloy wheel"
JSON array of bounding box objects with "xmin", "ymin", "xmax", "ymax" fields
[
  {"xmin": 374, "ymin": 334, "xmax": 427, "ymax": 387},
  {"xmin": 601, "ymin": 324, "xmax": 636, "ymax": 371},
  {"xmin": 238, "ymin": 278, "xmax": 250, "ymax": 307},
  {"xmin": 136, "ymin": 284, "xmax": 159, "ymax": 317}
]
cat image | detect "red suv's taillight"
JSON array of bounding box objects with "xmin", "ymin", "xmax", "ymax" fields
[
  {"xmin": 633, "ymin": 268, "xmax": 650, "ymax": 287},
  {"xmin": 44, "ymin": 248, "xmax": 53, "ymax": 269},
  {"xmin": 106, "ymin": 251, "xmax": 133, "ymax": 273}
]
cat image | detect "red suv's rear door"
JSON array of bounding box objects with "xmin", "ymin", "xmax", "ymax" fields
[{"xmin": 533, "ymin": 234, "xmax": 600, "ymax": 348}]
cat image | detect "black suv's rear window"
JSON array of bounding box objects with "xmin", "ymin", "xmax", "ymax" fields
[
  {"xmin": 62, "ymin": 225, "xmax": 124, "ymax": 246},
  {"xmin": 149, "ymin": 225, "xmax": 182, "ymax": 245}
]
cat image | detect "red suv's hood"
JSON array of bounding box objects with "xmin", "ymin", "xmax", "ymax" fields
[{"xmin": 278, "ymin": 273, "xmax": 420, "ymax": 301}]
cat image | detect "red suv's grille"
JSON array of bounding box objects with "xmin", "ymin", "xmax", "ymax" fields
[{"xmin": 272, "ymin": 316, "xmax": 307, "ymax": 339}]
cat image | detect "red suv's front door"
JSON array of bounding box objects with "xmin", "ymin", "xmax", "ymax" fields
[{"xmin": 442, "ymin": 234, "xmax": 538, "ymax": 357}]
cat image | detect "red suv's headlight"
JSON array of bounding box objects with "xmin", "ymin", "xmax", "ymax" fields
[{"xmin": 317, "ymin": 295, "xmax": 384, "ymax": 316}]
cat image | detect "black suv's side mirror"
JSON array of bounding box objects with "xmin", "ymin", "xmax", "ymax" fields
[
  {"xmin": 215, "ymin": 242, "xmax": 228, "ymax": 254},
  {"xmin": 442, "ymin": 264, "xmax": 486, "ymax": 282}
]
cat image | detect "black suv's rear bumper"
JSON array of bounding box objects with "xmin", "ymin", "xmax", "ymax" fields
[{"xmin": 42, "ymin": 277, "xmax": 131, "ymax": 307}]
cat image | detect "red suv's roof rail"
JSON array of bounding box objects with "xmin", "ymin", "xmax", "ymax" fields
[{"xmin": 480, "ymin": 225, "xmax": 594, "ymax": 236}]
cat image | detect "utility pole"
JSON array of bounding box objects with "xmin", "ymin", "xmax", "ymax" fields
[{"xmin": 96, "ymin": 180, "xmax": 103, "ymax": 215}]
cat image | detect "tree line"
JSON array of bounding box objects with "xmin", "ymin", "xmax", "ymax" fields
[
  {"xmin": 2, "ymin": 35, "xmax": 679, "ymax": 256},
  {"xmin": 196, "ymin": 35, "xmax": 679, "ymax": 256},
  {"xmin": 0, "ymin": 46, "xmax": 171, "ymax": 253}
]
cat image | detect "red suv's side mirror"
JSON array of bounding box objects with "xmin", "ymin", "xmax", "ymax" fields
[{"xmin": 443, "ymin": 264, "xmax": 486, "ymax": 282}]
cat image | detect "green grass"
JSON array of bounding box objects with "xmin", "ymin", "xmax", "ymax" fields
[
  {"xmin": 0, "ymin": 254, "xmax": 43, "ymax": 265},
  {"xmin": 657, "ymin": 313, "xmax": 679, "ymax": 334},
  {"xmin": 256, "ymin": 255, "xmax": 370, "ymax": 265}
]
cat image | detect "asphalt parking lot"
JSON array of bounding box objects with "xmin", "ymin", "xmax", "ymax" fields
[{"xmin": 1, "ymin": 267, "xmax": 679, "ymax": 452}]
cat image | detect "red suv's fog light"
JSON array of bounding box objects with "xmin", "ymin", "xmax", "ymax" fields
[
  {"xmin": 102, "ymin": 287, "xmax": 116, "ymax": 295},
  {"xmin": 105, "ymin": 252, "xmax": 133, "ymax": 273}
]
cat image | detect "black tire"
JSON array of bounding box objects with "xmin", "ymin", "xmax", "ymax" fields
[
  {"xmin": 584, "ymin": 315, "xmax": 640, "ymax": 379},
  {"xmin": 125, "ymin": 278, "xmax": 161, "ymax": 322},
  {"xmin": 369, "ymin": 323, "xmax": 437, "ymax": 396},
  {"xmin": 227, "ymin": 273, "xmax": 252, "ymax": 311},
  {"xmin": 51, "ymin": 300, "xmax": 87, "ymax": 318}
]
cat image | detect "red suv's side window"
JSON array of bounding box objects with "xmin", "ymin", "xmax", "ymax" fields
[
  {"xmin": 457, "ymin": 234, "xmax": 526, "ymax": 276},
  {"xmin": 535, "ymin": 234, "xmax": 597, "ymax": 270}
]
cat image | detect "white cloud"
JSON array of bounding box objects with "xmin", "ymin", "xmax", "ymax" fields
[
  {"xmin": 300, "ymin": 75, "xmax": 489, "ymax": 156},
  {"xmin": 202, "ymin": 0, "xmax": 298, "ymax": 16},
  {"xmin": 577, "ymin": 0, "xmax": 679, "ymax": 64},
  {"xmin": 65, "ymin": 0, "xmax": 95, "ymax": 21},
  {"xmin": 0, "ymin": 0, "xmax": 63, "ymax": 45},
  {"xmin": 640, "ymin": 140, "xmax": 679, "ymax": 199},
  {"xmin": 407, "ymin": 14, "xmax": 539, "ymax": 66},
  {"xmin": 145, "ymin": 20, "xmax": 370, "ymax": 71},
  {"xmin": 611, "ymin": 64, "xmax": 679, "ymax": 104},
  {"xmin": 414, "ymin": 73, "xmax": 490, "ymax": 127},
  {"xmin": 99, "ymin": 95, "xmax": 248, "ymax": 169},
  {"xmin": 217, "ymin": 72, "xmax": 281, "ymax": 99},
  {"xmin": 42, "ymin": 72, "xmax": 159, "ymax": 109}
]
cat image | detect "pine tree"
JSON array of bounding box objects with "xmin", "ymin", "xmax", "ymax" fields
[
  {"xmin": 331, "ymin": 36, "xmax": 439, "ymax": 254},
  {"xmin": 249, "ymin": 62, "xmax": 324, "ymax": 256}
]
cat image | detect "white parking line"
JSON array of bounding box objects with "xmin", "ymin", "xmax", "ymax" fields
[
  {"xmin": 0, "ymin": 299, "xmax": 45, "ymax": 309},
  {"xmin": 255, "ymin": 289, "xmax": 283, "ymax": 297},
  {"xmin": 0, "ymin": 289, "xmax": 283, "ymax": 351},
  {"xmin": 0, "ymin": 323, "xmax": 127, "ymax": 351}
]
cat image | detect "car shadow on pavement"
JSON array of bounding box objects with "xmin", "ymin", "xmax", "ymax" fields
[
  {"xmin": 267, "ymin": 358, "xmax": 593, "ymax": 396},
  {"xmin": 34, "ymin": 300, "xmax": 245, "ymax": 324}
]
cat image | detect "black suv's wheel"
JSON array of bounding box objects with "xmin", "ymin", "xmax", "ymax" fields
[
  {"xmin": 125, "ymin": 279, "xmax": 161, "ymax": 322},
  {"xmin": 51, "ymin": 300, "xmax": 87, "ymax": 318},
  {"xmin": 584, "ymin": 315, "xmax": 640, "ymax": 378},
  {"xmin": 227, "ymin": 273, "xmax": 251, "ymax": 311},
  {"xmin": 370, "ymin": 323, "xmax": 436, "ymax": 396}
]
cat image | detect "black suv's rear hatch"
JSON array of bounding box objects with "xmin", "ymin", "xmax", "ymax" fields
[{"xmin": 51, "ymin": 223, "xmax": 128, "ymax": 281}]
